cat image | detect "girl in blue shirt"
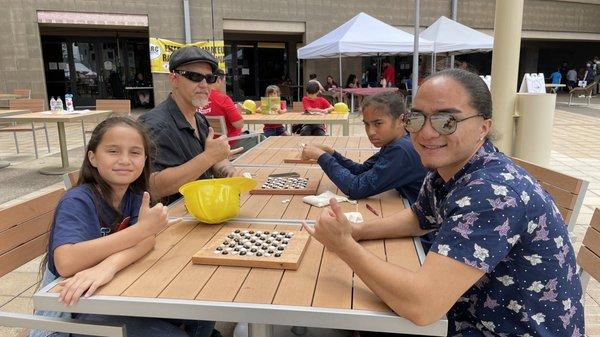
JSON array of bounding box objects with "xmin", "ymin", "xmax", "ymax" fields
[{"xmin": 31, "ymin": 117, "xmax": 214, "ymax": 337}]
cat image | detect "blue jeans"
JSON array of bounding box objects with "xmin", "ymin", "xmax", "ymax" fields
[
  {"xmin": 300, "ymin": 124, "xmax": 326, "ymax": 136},
  {"xmin": 263, "ymin": 126, "xmax": 286, "ymax": 137},
  {"xmin": 72, "ymin": 314, "xmax": 215, "ymax": 337}
]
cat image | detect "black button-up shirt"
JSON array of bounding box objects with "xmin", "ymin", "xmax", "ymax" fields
[{"xmin": 138, "ymin": 94, "xmax": 213, "ymax": 204}]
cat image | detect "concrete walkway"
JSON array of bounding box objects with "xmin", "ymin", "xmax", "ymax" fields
[{"xmin": 2, "ymin": 97, "xmax": 600, "ymax": 336}]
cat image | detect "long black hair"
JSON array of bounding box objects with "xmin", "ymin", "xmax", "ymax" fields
[{"xmin": 38, "ymin": 116, "xmax": 151, "ymax": 280}]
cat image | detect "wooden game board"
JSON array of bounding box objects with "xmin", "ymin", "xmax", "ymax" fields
[
  {"xmin": 192, "ymin": 227, "xmax": 311, "ymax": 270},
  {"xmin": 249, "ymin": 176, "xmax": 319, "ymax": 195},
  {"xmin": 283, "ymin": 152, "xmax": 317, "ymax": 164}
]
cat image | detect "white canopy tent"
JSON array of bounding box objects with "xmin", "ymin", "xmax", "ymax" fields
[
  {"xmin": 297, "ymin": 12, "xmax": 433, "ymax": 91},
  {"xmin": 420, "ymin": 16, "xmax": 494, "ymax": 72}
]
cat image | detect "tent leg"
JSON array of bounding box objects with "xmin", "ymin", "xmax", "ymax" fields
[{"xmin": 339, "ymin": 54, "xmax": 344, "ymax": 102}]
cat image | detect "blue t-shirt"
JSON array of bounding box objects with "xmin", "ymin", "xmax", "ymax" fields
[
  {"xmin": 48, "ymin": 185, "xmax": 143, "ymax": 277},
  {"xmin": 550, "ymin": 71, "xmax": 562, "ymax": 84},
  {"xmin": 411, "ymin": 141, "xmax": 583, "ymax": 337},
  {"xmin": 316, "ymin": 135, "xmax": 427, "ymax": 203}
]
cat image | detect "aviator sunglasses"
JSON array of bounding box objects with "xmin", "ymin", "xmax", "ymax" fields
[
  {"xmin": 172, "ymin": 69, "xmax": 218, "ymax": 84},
  {"xmin": 402, "ymin": 110, "xmax": 485, "ymax": 135}
]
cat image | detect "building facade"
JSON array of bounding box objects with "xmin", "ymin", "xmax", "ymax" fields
[{"xmin": 1, "ymin": 0, "xmax": 599, "ymax": 107}]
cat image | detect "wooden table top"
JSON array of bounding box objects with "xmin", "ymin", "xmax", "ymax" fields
[
  {"xmin": 234, "ymin": 145, "xmax": 377, "ymax": 167},
  {"xmin": 0, "ymin": 109, "xmax": 113, "ymax": 123},
  {"xmin": 48, "ymin": 166, "xmax": 419, "ymax": 314},
  {"xmin": 0, "ymin": 109, "xmax": 30, "ymax": 117},
  {"xmin": 243, "ymin": 112, "xmax": 349, "ymax": 123},
  {"xmin": 252, "ymin": 135, "xmax": 378, "ymax": 150}
]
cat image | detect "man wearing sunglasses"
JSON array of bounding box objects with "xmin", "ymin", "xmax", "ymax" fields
[
  {"xmin": 303, "ymin": 69, "xmax": 583, "ymax": 336},
  {"xmin": 139, "ymin": 46, "xmax": 240, "ymax": 205}
]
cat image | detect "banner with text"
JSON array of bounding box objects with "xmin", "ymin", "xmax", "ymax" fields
[{"xmin": 149, "ymin": 38, "xmax": 225, "ymax": 73}]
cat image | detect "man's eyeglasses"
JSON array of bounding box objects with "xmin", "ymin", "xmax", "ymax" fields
[
  {"xmin": 402, "ymin": 111, "xmax": 485, "ymax": 135},
  {"xmin": 172, "ymin": 70, "xmax": 218, "ymax": 84}
]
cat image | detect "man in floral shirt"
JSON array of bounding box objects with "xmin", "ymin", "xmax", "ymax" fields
[{"xmin": 303, "ymin": 69, "xmax": 584, "ymax": 336}]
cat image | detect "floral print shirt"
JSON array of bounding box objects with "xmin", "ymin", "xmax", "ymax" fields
[{"xmin": 411, "ymin": 140, "xmax": 584, "ymax": 337}]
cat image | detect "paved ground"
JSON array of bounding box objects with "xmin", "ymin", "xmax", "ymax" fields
[{"xmin": 2, "ymin": 95, "xmax": 600, "ymax": 336}]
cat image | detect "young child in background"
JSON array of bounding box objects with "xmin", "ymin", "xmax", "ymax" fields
[
  {"xmin": 257, "ymin": 85, "xmax": 289, "ymax": 137},
  {"xmin": 301, "ymin": 92, "xmax": 426, "ymax": 203},
  {"xmin": 30, "ymin": 117, "xmax": 214, "ymax": 337},
  {"xmin": 300, "ymin": 81, "xmax": 333, "ymax": 136}
]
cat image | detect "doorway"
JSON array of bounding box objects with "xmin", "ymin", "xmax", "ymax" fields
[
  {"xmin": 224, "ymin": 41, "xmax": 289, "ymax": 101},
  {"xmin": 42, "ymin": 35, "xmax": 151, "ymax": 108}
]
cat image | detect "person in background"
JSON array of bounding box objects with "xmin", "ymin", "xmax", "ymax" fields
[
  {"xmin": 567, "ymin": 66, "xmax": 578, "ymax": 90},
  {"xmin": 550, "ymin": 68, "xmax": 562, "ymax": 84},
  {"xmin": 366, "ymin": 60, "xmax": 379, "ymax": 87},
  {"xmin": 212, "ymin": 68, "xmax": 226, "ymax": 93},
  {"xmin": 584, "ymin": 61, "xmax": 595, "ymax": 85},
  {"xmin": 198, "ymin": 68, "xmax": 247, "ymax": 150},
  {"xmin": 257, "ymin": 84, "xmax": 289, "ymax": 137},
  {"xmin": 308, "ymin": 73, "xmax": 325, "ymax": 93},
  {"xmin": 345, "ymin": 74, "xmax": 359, "ymax": 89},
  {"xmin": 549, "ymin": 68, "xmax": 562, "ymax": 92},
  {"xmin": 299, "ymin": 81, "xmax": 333, "ymax": 136},
  {"xmin": 324, "ymin": 75, "xmax": 338, "ymax": 91},
  {"xmin": 301, "ymin": 91, "xmax": 426, "ymax": 203},
  {"xmin": 345, "ymin": 74, "xmax": 361, "ymax": 105},
  {"xmin": 382, "ymin": 60, "xmax": 395, "ymax": 87}
]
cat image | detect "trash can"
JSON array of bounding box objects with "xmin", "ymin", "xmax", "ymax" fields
[{"xmin": 513, "ymin": 93, "xmax": 556, "ymax": 166}]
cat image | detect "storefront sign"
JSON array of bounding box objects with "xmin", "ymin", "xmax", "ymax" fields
[{"xmin": 149, "ymin": 38, "xmax": 225, "ymax": 73}]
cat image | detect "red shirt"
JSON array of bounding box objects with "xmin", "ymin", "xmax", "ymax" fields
[
  {"xmin": 301, "ymin": 96, "xmax": 331, "ymax": 130},
  {"xmin": 301, "ymin": 96, "xmax": 331, "ymax": 111},
  {"xmin": 198, "ymin": 90, "xmax": 243, "ymax": 138},
  {"xmin": 264, "ymin": 101, "xmax": 286, "ymax": 130},
  {"xmin": 383, "ymin": 65, "xmax": 395, "ymax": 85}
]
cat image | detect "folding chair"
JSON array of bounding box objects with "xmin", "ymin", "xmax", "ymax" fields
[{"xmin": 0, "ymin": 99, "xmax": 50, "ymax": 159}]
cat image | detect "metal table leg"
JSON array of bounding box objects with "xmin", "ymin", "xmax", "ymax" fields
[{"xmin": 248, "ymin": 323, "xmax": 274, "ymax": 337}]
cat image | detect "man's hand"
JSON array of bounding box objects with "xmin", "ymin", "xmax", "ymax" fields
[
  {"xmin": 137, "ymin": 192, "xmax": 181, "ymax": 236},
  {"xmin": 204, "ymin": 127, "xmax": 234, "ymax": 163},
  {"xmin": 302, "ymin": 144, "xmax": 327, "ymax": 160},
  {"xmin": 302, "ymin": 198, "xmax": 357, "ymax": 253}
]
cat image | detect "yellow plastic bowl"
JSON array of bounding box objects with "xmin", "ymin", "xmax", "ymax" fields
[{"xmin": 179, "ymin": 177, "xmax": 257, "ymax": 224}]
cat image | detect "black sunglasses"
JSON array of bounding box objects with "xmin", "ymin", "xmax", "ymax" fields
[
  {"xmin": 172, "ymin": 70, "xmax": 218, "ymax": 84},
  {"xmin": 402, "ymin": 111, "xmax": 484, "ymax": 135}
]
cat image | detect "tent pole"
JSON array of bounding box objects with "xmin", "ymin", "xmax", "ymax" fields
[
  {"xmin": 297, "ymin": 60, "xmax": 301, "ymax": 101},
  {"xmin": 431, "ymin": 52, "xmax": 436, "ymax": 74},
  {"xmin": 412, "ymin": 0, "xmax": 420, "ymax": 99},
  {"xmin": 339, "ymin": 53, "xmax": 343, "ymax": 102},
  {"xmin": 450, "ymin": 0, "xmax": 458, "ymax": 69}
]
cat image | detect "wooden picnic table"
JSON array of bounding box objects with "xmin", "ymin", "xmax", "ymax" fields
[
  {"xmin": 252, "ymin": 135, "xmax": 377, "ymax": 150},
  {"xmin": 243, "ymin": 112, "xmax": 350, "ymax": 136},
  {"xmin": 33, "ymin": 145, "xmax": 447, "ymax": 336},
  {"xmin": 0, "ymin": 110, "xmax": 112, "ymax": 175}
]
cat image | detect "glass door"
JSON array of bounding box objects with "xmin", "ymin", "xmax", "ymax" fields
[
  {"xmin": 70, "ymin": 41, "xmax": 101, "ymax": 107},
  {"xmin": 224, "ymin": 42, "xmax": 258, "ymax": 101},
  {"xmin": 235, "ymin": 44, "xmax": 258, "ymax": 100}
]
